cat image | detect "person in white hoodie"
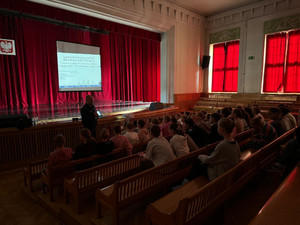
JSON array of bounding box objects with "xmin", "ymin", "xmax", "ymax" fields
[{"xmin": 169, "ymin": 123, "xmax": 190, "ymax": 157}]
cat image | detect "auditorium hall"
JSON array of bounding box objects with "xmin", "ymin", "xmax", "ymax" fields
[{"xmin": 1, "ymin": 0, "xmax": 300, "ymax": 224}]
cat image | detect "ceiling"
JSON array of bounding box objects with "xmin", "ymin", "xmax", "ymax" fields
[{"xmin": 167, "ymin": 0, "xmax": 265, "ymax": 16}]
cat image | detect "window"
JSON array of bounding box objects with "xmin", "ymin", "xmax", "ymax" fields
[
  {"xmin": 263, "ymin": 30, "xmax": 300, "ymax": 93},
  {"xmin": 211, "ymin": 40, "xmax": 239, "ymax": 92}
]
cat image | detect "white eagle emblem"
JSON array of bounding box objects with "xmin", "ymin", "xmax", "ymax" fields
[
  {"xmin": 1, "ymin": 41, "xmax": 12, "ymax": 53},
  {"xmin": 1, "ymin": 41, "xmax": 13, "ymax": 53},
  {"xmin": 0, "ymin": 39, "xmax": 15, "ymax": 55}
]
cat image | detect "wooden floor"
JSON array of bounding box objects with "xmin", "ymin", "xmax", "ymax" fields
[
  {"xmin": 0, "ymin": 168, "xmax": 283, "ymax": 225},
  {"xmin": 0, "ymin": 169, "xmax": 63, "ymax": 225}
]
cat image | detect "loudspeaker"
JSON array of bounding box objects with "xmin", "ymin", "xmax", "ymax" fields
[
  {"xmin": 201, "ymin": 55, "xmax": 210, "ymax": 69},
  {"xmin": 149, "ymin": 102, "xmax": 163, "ymax": 111},
  {"xmin": 0, "ymin": 114, "xmax": 32, "ymax": 129}
]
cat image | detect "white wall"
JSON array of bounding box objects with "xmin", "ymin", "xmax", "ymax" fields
[
  {"xmin": 206, "ymin": 0, "xmax": 300, "ymax": 94},
  {"xmin": 174, "ymin": 22, "xmax": 205, "ymax": 94}
]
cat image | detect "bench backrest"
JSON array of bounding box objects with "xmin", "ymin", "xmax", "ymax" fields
[
  {"xmin": 110, "ymin": 128, "xmax": 254, "ymax": 206},
  {"xmin": 113, "ymin": 145, "xmax": 211, "ymax": 206},
  {"xmin": 28, "ymin": 158, "xmax": 48, "ymax": 175},
  {"xmin": 47, "ymin": 148, "xmax": 126, "ymax": 183},
  {"xmin": 234, "ymin": 128, "xmax": 254, "ymax": 148},
  {"xmin": 177, "ymin": 128, "xmax": 296, "ymax": 225},
  {"xmin": 258, "ymin": 127, "xmax": 295, "ymax": 170},
  {"xmin": 179, "ymin": 154, "xmax": 258, "ymax": 225},
  {"xmin": 74, "ymin": 154, "xmax": 143, "ymax": 190}
]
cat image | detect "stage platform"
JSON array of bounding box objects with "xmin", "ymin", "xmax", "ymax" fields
[{"xmin": 0, "ymin": 100, "xmax": 151, "ymax": 124}]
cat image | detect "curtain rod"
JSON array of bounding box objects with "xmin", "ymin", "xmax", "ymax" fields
[{"xmin": 0, "ymin": 8, "xmax": 109, "ymax": 35}]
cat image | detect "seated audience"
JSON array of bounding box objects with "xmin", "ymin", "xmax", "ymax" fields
[
  {"xmin": 187, "ymin": 118, "xmax": 241, "ymax": 181},
  {"xmin": 171, "ymin": 117, "xmax": 177, "ymax": 124},
  {"xmin": 121, "ymin": 120, "xmax": 129, "ymax": 135},
  {"xmin": 231, "ymin": 108, "xmax": 245, "ymax": 136},
  {"xmin": 195, "ymin": 112, "xmax": 211, "ymax": 134},
  {"xmin": 268, "ymin": 107, "xmax": 287, "ymax": 136},
  {"xmin": 244, "ymin": 107, "xmax": 254, "ymax": 119},
  {"xmin": 252, "ymin": 105, "xmax": 264, "ymax": 121},
  {"xmin": 276, "ymin": 126, "xmax": 300, "ymax": 178},
  {"xmin": 132, "ymin": 120, "xmax": 139, "ymax": 133},
  {"xmin": 169, "ymin": 123, "xmax": 189, "ymax": 157},
  {"xmin": 235, "ymin": 105, "xmax": 251, "ymax": 129},
  {"xmin": 248, "ymin": 116, "xmax": 277, "ymax": 150},
  {"xmin": 150, "ymin": 118, "xmax": 160, "ymax": 126},
  {"xmin": 209, "ymin": 113, "xmax": 223, "ymax": 143},
  {"xmin": 47, "ymin": 134, "xmax": 73, "ymax": 170},
  {"xmin": 221, "ymin": 107, "xmax": 232, "ymax": 118},
  {"xmin": 124, "ymin": 122, "xmax": 140, "ymax": 145},
  {"xmin": 110, "ymin": 125, "xmax": 133, "ymax": 155},
  {"xmin": 184, "ymin": 118, "xmax": 209, "ymax": 148},
  {"xmin": 73, "ymin": 128, "xmax": 96, "ymax": 160},
  {"xmin": 176, "ymin": 113, "xmax": 183, "ymax": 125},
  {"xmin": 278, "ymin": 105, "xmax": 297, "ymax": 131},
  {"xmin": 161, "ymin": 115, "xmax": 172, "ymax": 137},
  {"xmin": 137, "ymin": 119, "xmax": 150, "ymax": 144},
  {"xmin": 96, "ymin": 128, "xmax": 115, "ymax": 155},
  {"xmin": 145, "ymin": 125, "xmax": 176, "ymax": 166}
]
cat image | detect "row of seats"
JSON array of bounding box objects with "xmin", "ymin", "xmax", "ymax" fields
[{"xmin": 23, "ymin": 124, "xmax": 294, "ymax": 225}]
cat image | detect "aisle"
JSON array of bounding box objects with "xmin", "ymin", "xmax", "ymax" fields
[{"xmin": 0, "ymin": 169, "xmax": 63, "ymax": 225}]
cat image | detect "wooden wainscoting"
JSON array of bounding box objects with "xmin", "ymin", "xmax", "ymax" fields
[{"xmin": 174, "ymin": 93, "xmax": 202, "ymax": 111}]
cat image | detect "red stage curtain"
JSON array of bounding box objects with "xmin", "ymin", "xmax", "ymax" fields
[
  {"xmin": 0, "ymin": 0, "xmax": 161, "ymax": 109},
  {"xmin": 224, "ymin": 40, "xmax": 239, "ymax": 92},
  {"xmin": 285, "ymin": 30, "xmax": 300, "ymax": 92},
  {"xmin": 263, "ymin": 33, "xmax": 286, "ymax": 92},
  {"xmin": 0, "ymin": 15, "xmax": 111, "ymax": 108},
  {"xmin": 212, "ymin": 41, "xmax": 239, "ymax": 92},
  {"xmin": 212, "ymin": 43, "xmax": 226, "ymax": 92},
  {"xmin": 110, "ymin": 33, "xmax": 160, "ymax": 102}
]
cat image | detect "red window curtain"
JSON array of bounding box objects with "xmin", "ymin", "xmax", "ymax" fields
[
  {"xmin": 285, "ymin": 30, "xmax": 300, "ymax": 92},
  {"xmin": 212, "ymin": 41, "xmax": 239, "ymax": 92},
  {"xmin": 263, "ymin": 33, "xmax": 286, "ymax": 92},
  {"xmin": 224, "ymin": 40, "xmax": 239, "ymax": 92},
  {"xmin": 212, "ymin": 43, "xmax": 226, "ymax": 92}
]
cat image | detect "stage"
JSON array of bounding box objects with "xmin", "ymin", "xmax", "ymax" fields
[{"xmin": 0, "ymin": 100, "xmax": 152, "ymax": 124}]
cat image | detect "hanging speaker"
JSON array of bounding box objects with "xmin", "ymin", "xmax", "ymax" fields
[{"xmin": 201, "ymin": 55, "xmax": 210, "ymax": 69}]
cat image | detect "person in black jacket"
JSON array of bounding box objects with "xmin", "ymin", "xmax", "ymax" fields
[
  {"xmin": 81, "ymin": 95, "xmax": 98, "ymax": 138},
  {"xmin": 73, "ymin": 128, "xmax": 96, "ymax": 160},
  {"xmin": 96, "ymin": 128, "xmax": 115, "ymax": 155},
  {"xmin": 184, "ymin": 118, "xmax": 208, "ymax": 148},
  {"xmin": 209, "ymin": 113, "xmax": 223, "ymax": 143}
]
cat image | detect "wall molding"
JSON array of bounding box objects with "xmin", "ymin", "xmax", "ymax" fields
[
  {"xmin": 209, "ymin": 27, "xmax": 240, "ymax": 44},
  {"xmin": 264, "ymin": 13, "xmax": 300, "ymax": 34},
  {"xmin": 207, "ymin": 0, "xmax": 300, "ymax": 29},
  {"xmin": 31, "ymin": 0, "xmax": 206, "ymax": 32}
]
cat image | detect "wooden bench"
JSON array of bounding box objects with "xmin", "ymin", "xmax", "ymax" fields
[
  {"xmin": 41, "ymin": 148, "xmax": 126, "ymax": 201},
  {"xmin": 64, "ymin": 154, "xmax": 144, "ymax": 213},
  {"xmin": 248, "ymin": 162, "xmax": 300, "ymax": 225},
  {"xmin": 93, "ymin": 128, "xmax": 254, "ymax": 225},
  {"xmin": 94, "ymin": 144, "xmax": 216, "ymax": 225},
  {"xmin": 145, "ymin": 128, "xmax": 296, "ymax": 225},
  {"xmin": 234, "ymin": 128, "xmax": 254, "ymax": 148},
  {"xmin": 24, "ymin": 158, "xmax": 48, "ymax": 192}
]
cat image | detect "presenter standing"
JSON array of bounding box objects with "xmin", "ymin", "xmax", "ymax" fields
[{"xmin": 81, "ymin": 95, "xmax": 98, "ymax": 138}]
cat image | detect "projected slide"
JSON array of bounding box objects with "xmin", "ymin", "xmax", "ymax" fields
[{"xmin": 57, "ymin": 41, "xmax": 102, "ymax": 92}]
